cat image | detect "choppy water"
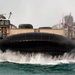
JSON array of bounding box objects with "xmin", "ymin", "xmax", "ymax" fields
[
  {"xmin": 0, "ymin": 50, "xmax": 75, "ymax": 75},
  {"xmin": 0, "ymin": 62, "xmax": 75, "ymax": 75}
]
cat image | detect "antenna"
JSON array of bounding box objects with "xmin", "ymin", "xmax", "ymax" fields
[
  {"xmin": 8, "ymin": 12, "xmax": 12, "ymax": 19},
  {"xmin": 70, "ymin": 12, "xmax": 71, "ymax": 16}
]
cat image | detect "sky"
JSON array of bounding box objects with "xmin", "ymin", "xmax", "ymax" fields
[{"xmin": 0, "ymin": 0, "xmax": 75, "ymax": 28}]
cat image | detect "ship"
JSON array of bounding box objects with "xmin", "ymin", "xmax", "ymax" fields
[{"xmin": 0, "ymin": 13, "xmax": 75, "ymax": 56}]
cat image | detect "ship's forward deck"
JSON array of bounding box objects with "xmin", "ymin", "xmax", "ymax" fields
[{"xmin": 7, "ymin": 29, "xmax": 67, "ymax": 37}]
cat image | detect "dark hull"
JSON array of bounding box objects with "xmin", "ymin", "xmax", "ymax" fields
[{"xmin": 0, "ymin": 32, "xmax": 75, "ymax": 56}]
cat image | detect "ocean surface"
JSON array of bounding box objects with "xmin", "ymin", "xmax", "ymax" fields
[{"xmin": 0, "ymin": 50, "xmax": 75, "ymax": 75}]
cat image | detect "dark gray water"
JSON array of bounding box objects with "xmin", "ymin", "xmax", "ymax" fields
[{"xmin": 0, "ymin": 50, "xmax": 75, "ymax": 75}]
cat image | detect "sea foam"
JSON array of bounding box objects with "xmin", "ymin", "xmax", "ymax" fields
[{"xmin": 0, "ymin": 49, "xmax": 75, "ymax": 65}]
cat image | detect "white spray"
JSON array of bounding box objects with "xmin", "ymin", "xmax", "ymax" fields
[{"xmin": 0, "ymin": 50, "xmax": 75, "ymax": 65}]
